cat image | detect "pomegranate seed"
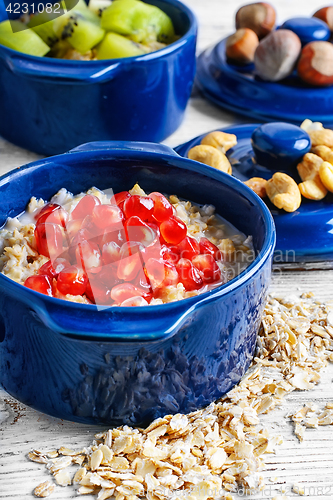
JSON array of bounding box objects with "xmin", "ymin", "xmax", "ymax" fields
[
  {"xmin": 199, "ymin": 237, "xmax": 221, "ymax": 260},
  {"xmin": 117, "ymin": 252, "xmax": 142, "ymax": 281},
  {"xmin": 123, "ymin": 195, "xmax": 154, "ymax": 220},
  {"xmin": 176, "ymin": 258, "xmax": 203, "ymax": 291},
  {"xmin": 111, "ymin": 283, "xmax": 144, "ymax": 303},
  {"xmin": 148, "ymin": 192, "xmax": 173, "ymax": 222},
  {"xmin": 102, "ymin": 241, "xmax": 121, "ymax": 264},
  {"xmin": 76, "ymin": 240, "xmax": 102, "ymax": 274},
  {"xmin": 110, "ymin": 191, "xmax": 131, "ymax": 210},
  {"xmin": 124, "ymin": 216, "xmax": 157, "ymax": 247},
  {"xmin": 160, "ymin": 216, "xmax": 187, "ymax": 245},
  {"xmin": 71, "ymin": 194, "xmax": 101, "ymax": 220},
  {"xmin": 121, "ymin": 296, "xmax": 148, "ymax": 307},
  {"xmin": 24, "ymin": 275, "xmax": 53, "ymax": 296},
  {"xmin": 100, "ymin": 228, "xmax": 126, "ymax": 248},
  {"xmin": 37, "ymin": 206, "xmax": 68, "ymax": 228},
  {"xmin": 85, "ymin": 277, "xmax": 113, "ymax": 305},
  {"xmin": 92, "ymin": 204, "xmax": 124, "ymax": 230},
  {"xmin": 98, "ymin": 263, "xmax": 121, "ymax": 288},
  {"xmin": 192, "ymin": 254, "xmax": 221, "ymax": 283},
  {"xmin": 57, "ymin": 265, "xmax": 87, "ymax": 295},
  {"xmin": 119, "ymin": 241, "xmax": 144, "ymax": 259},
  {"xmin": 34, "ymin": 222, "xmax": 65, "ymax": 259},
  {"xmin": 160, "ymin": 244, "xmax": 179, "ymax": 264},
  {"xmin": 145, "ymin": 258, "xmax": 179, "ymax": 289},
  {"xmin": 34, "ymin": 203, "xmax": 60, "ymax": 222},
  {"xmin": 66, "ymin": 219, "xmax": 84, "ymax": 240},
  {"xmin": 38, "ymin": 257, "xmax": 70, "ymax": 279},
  {"xmin": 68, "ymin": 228, "xmax": 94, "ymax": 261},
  {"xmin": 176, "ymin": 236, "xmax": 200, "ymax": 260}
]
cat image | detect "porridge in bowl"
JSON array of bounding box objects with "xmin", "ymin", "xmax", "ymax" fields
[{"xmin": 0, "ymin": 184, "xmax": 255, "ymax": 307}]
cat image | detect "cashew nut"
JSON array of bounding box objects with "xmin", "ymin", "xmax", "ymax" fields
[
  {"xmin": 311, "ymin": 145, "xmax": 333, "ymax": 164},
  {"xmin": 244, "ymin": 177, "xmax": 267, "ymax": 198},
  {"xmin": 319, "ymin": 161, "xmax": 333, "ymax": 193},
  {"xmin": 308, "ymin": 128, "xmax": 333, "ymax": 148},
  {"xmin": 188, "ymin": 145, "xmax": 232, "ymax": 174},
  {"xmin": 298, "ymin": 179, "xmax": 327, "ymax": 200},
  {"xmin": 200, "ymin": 131, "xmax": 237, "ymax": 154},
  {"xmin": 297, "ymin": 153, "xmax": 323, "ymax": 181},
  {"xmin": 266, "ymin": 172, "xmax": 301, "ymax": 212},
  {"xmin": 300, "ymin": 119, "xmax": 324, "ymax": 133}
]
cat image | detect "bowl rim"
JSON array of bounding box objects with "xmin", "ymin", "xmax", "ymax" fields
[
  {"xmin": 0, "ymin": 145, "xmax": 276, "ymax": 317},
  {"xmin": 0, "ymin": 0, "xmax": 198, "ymax": 67}
]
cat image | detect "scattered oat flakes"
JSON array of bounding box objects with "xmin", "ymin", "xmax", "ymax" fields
[{"xmin": 33, "ymin": 480, "xmax": 55, "ymax": 497}]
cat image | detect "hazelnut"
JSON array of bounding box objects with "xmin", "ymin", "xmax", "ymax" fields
[
  {"xmin": 313, "ymin": 7, "xmax": 333, "ymax": 31},
  {"xmin": 254, "ymin": 30, "xmax": 302, "ymax": 81},
  {"xmin": 298, "ymin": 41, "xmax": 333, "ymax": 86},
  {"xmin": 226, "ymin": 28, "xmax": 259, "ymax": 64},
  {"xmin": 235, "ymin": 2, "xmax": 276, "ymax": 39}
]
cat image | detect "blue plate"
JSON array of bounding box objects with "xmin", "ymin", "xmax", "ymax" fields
[
  {"xmin": 196, "ymin": 37, "xmax": 333, "ymax": 127},
  {"xmin": 175, "ymin": 124, "xmax": 333, "ymax": 263}
]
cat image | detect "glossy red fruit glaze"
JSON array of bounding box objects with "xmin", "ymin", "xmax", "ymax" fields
[
  {"xmin": 34, "ymin": 222, "xmax": 64, "ymax": 259},
  {"xmin": 92, "ymin": 204, "xmax": 124, "ymax": 230},
  {"xmin": 123, "ymin": 195, "xmax": 154, "ymax": 221},
  {"xmin": 57, "ymin": 265, "xmax": 87, "ymax": 295},
  {"xmin": 176, "ymin": 235, "xmax": 200, "ymax": 260},
  {"xmin": 176, "ymin": 258, "xmax": 203, "ymax": 291},
  {"xmin": 76, "ymin": 240, "xmax": 102, "ymax": 274},
  {"xmin": 85, "ymin": 278, "xmax": 113, "ymax": 305},
  {"xmin": 199, "ymin": 237, "xmax": 221, "ymax": 260},
  {"xmin": 160, "ymin": 244, "xmax": 179, "ymax": 264},
  {"xmin": 24, "ymin": 275, "xmax": 53, "ymax": 296},
  {"xmin": 102, "ymin": 241, "xmax": 121, "ymax": 264},
  {"xmin": 71, "ymin": 194, "xmax": 101, "ymax": 220},
  {"xmin": 38, "ymin": 257, "xmax": 71, "ymax": 279},
  {"xmin": 117, "ymin": 252, "xmax": 142, "ymax": 281},
  {"xmin": 110, "ymin": 191, "xmax": 131, "ymax": 210},
  {"xmin": 37, "ymin": 206, "xmax": 69, "ymax": 228},
  {"xmin": 192, "ymin": 254, "xmax": 221, "ymax": 283},
  {"xmin": 148, "ymin": 192, "xmax": 173, "ymax": 222},
  {"xmin": 110, "ymin": 283, "xmax": 144, "ymax": 303},
  {"xmin": 145, "ymin": 258, "xmax": 179, "ymax": 289},
  {"xmin": 160, "ymin": 216, "xmax": 187, "ymax": 245},
  {"xmin": 124, "ymin": 216, "xmax": 157, "ymax": 247}
]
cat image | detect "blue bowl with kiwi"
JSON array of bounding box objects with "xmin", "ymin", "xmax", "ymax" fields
[{"xmin": 0, "ymin": 0, "xmax": 197, "ymax": 155}]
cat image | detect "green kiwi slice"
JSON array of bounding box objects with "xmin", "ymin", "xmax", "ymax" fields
[
  {"xmin": 53, "ymin": 10, "xmax": 105, "ymax": 53},
  {"xmin": 0, "ymin": 20, "xmax": 50, "ymax": 56},
  {"xmin": 96, "ymin": 31, "xmax": 146, "ymax": 59}
]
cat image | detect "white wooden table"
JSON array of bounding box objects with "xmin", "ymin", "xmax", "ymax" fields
[{"xmin": 1, "ymin": 1, "xmax": 333, "ymax": 498}]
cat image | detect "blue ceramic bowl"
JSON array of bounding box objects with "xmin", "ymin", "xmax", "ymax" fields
[
  {"xmin": 0, "ymin": 142, "xmax": 275, "ymax": 426},
  {"xmin": 0, "ymin": 0, "xmax": 197, "ymax": 156}
]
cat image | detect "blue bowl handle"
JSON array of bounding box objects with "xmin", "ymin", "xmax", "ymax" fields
[
  {"xmin": 68, "ymin": 141, "xmax": 180, "ymax": 157},
  {"xmin": 3, "ymin": 54, "xmax": 122, "ymax": 83}
]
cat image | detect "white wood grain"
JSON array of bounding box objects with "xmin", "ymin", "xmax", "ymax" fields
[{"xmin": 1, "ymin": 1, "xmax": 333, "ymax": 499}]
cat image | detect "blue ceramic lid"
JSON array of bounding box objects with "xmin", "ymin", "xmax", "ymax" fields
[
  {"xmin": 279, "ymin": 17, "xmax": 330, "ymax": 45},
  {"xmin": 196, "ymin": 36, "xmax": 333, "ymax": 126},
  {"xmin": 175, "ymin": 124, "xmax": 333, "ymax": 263}
]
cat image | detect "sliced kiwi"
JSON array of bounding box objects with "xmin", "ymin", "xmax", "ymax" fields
[
  {"xmin": 27, "ymin": 11, "xmax": 63, "ymax": 46},
  {"xmin": 53, "ymin": 10, "xmax": 104, "ymax": 53},
  {"xmin": 64, "ymin": 0, "xmax": 89, "ymax": 13},
  {"xmin": 0, "ymin": 20, "xmax": 50, "ymax": 56},
  {"xmin": 88, "ymin": 0, "xmax": 112, "ymax": 16},
  {"xmin": 96, "ymin": 31, "xmax": 146, "ymax": 59},
  {"xmin": 101, "ymin": 0, "xmax": 175, "ymax": 44}
]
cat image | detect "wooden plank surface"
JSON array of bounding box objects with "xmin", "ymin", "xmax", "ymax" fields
[{"xmin": 1, "ymin": 0, "xmax": 333, "ymax": 498}]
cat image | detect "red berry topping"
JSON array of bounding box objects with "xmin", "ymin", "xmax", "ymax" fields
[
  {"xmin": 92, "ymin": 204, "xmax": 124, "ymax": 230},
  {"xmin": 199, "ymin": 237, "xmax": 221, "ymax": 260},
  {"xmin": 71, "ymin": 195, "xmax": 101, "ymax": 220},
  {"xmin": 110, "ymin": 283, "xmax": 144, "ymax": 303},
  {"xmin": 124, "ymin": 216, "xmax": 157, "ymax": 247},
  {"xmin": 148, "ymin": 192, "xmax": 173, "ymax": 222},
  {"xmin": 160, "ymin": 216, "xmax": 187, "ymax": 245},
  {"xmin": 123, "ymin": 195, "xmax": 154, "ymax": 220},
  {"xmin": 176, "ymin": 258, "xmax": 203, "ymax": 291},
  {"xmin": 76, "ymin": 240, "xmax": 102, "ymax": 274},
  {"xmin": 57, "ymin": 265, "xmax": 87, "ymax": 296},
  {"xmin": 192, "ymin": 254, "xmax": 221, "ymax": 283},
  {"xmin": 24, "ymin": 275, "xmax": 53, "ymax": 296},
  {"xmin": 34, "ymin": 222, "xmax": 65, "ymax": 259},
  {"xmin": 38, "ymin": 257, "xmax": 70, "ymax": 279},
  {"xmin": 176, "ymin": 235, "xmax": 200, "ymax": 260}
]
